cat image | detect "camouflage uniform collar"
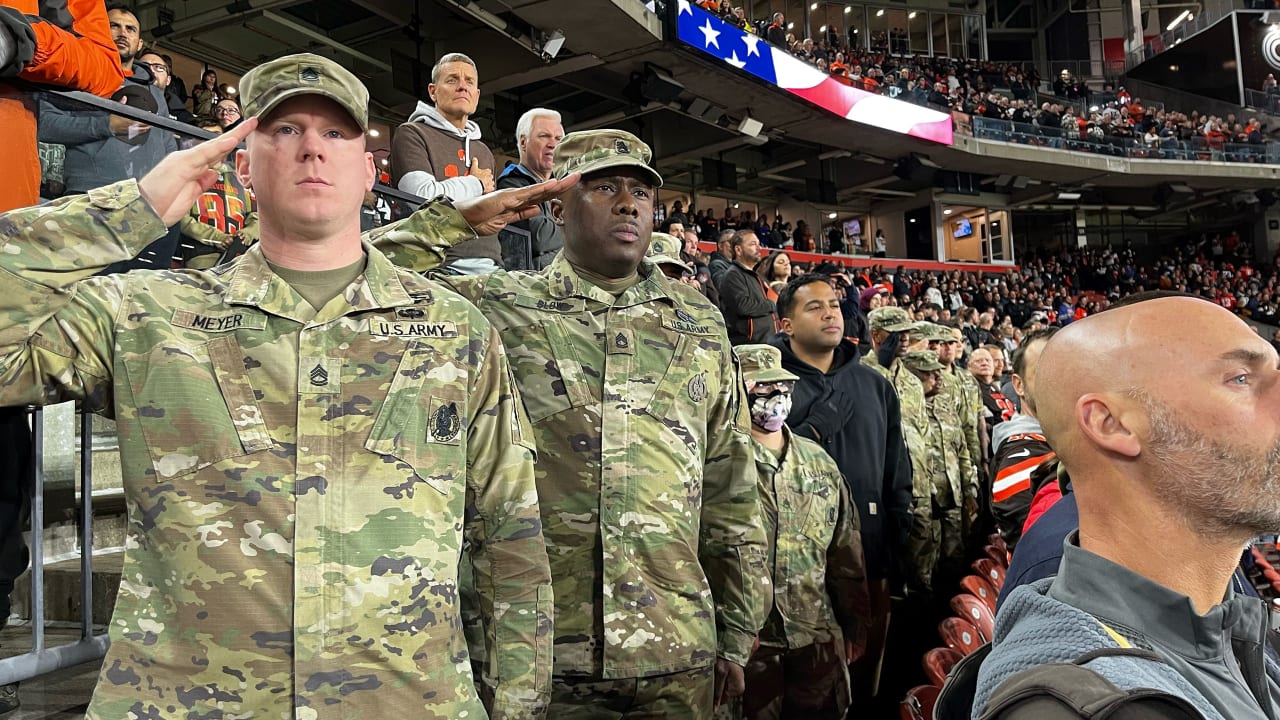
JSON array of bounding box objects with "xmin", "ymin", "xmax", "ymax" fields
[
  {"xmin": 221, "ymin": 241, "xmax": 414, "ymax": 321},
  {"xmin": 544, "ymin": 253, "xmax": 674, "ymax": 308},
  {"xmin": 751, "ymin": 424, "xmax": 792, "ymax": 472}
]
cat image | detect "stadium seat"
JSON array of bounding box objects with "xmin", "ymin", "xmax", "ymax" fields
[
  {"xmin": 938, "ymin": 615, "xmax": 984, "ymax": 656},
  {"xmin": 973, "ymin": 558, "xmax": 1006, "ymax": 589},
  {"xmin": 922, "ymin": 647, "xmax": 964, "ymax": 686},
  {"xmin": 988, "ymin": 532, "xmax": 1008, "ymax": 554},
  {"xmin": 950, "ymin": 593, "xmax": 996, "ymax": 641},
  {"xmin": 901, "ymin": 684, "xmax": 941, "ymax": 720},
  {"xmin": 959, "ymin": 574, "xmax": 998, "ymax": 613},
  {"xmin": 984, "ymin": 544, "xmax": 1009, "ymax": 568}
]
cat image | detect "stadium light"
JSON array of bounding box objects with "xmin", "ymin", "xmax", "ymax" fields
[
  {"xmin": 828, "ymin": 212, "xmax": 838, "ymax": 219},
  {"xmin": 844, "ymin": 5, "xmax": 852, "ymax": 13},
  {"xmin": 820, "ymin": 24, "xmax": 828, "ymax": 32},
  {"xmin": 810, "ymin": 2, "xmax": 818, "ymax": 9},
  {"xmin": 908, "ymin": 11, "xmax": 917, "ymax": 19},
  {"xmin": 787, "ymin": 22, "xmax": 794, "ymax": 29},
  {"xmin": 1166, "ymin": 10, "xmax": 1191, "ymax": 32},
  {"xmin": 943, "ymin": 208, "xmax": 952, "ymax": 215},
  {"xmin": 1056, "ymin": 191, "xmax": 1083, "ymax": 201},
  {"xmin": 368, "ymin": 128, "xmax": 380, "ymax": 137},
  {"xmin": 876, "ymin": 9, "xmax": 884, "ymax": 16}
]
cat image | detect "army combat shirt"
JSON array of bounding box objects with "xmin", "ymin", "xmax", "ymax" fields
[
  {"xmin": 753, "ymin": 427, "xmax": 870, "ymax": 651},
  {"xmin": 0, "ymin": 182, "xmax": 554, "ymax": 720},
  {"xmin": 370, "ymin": 217, "xmax": 770, "ymax": 679}
]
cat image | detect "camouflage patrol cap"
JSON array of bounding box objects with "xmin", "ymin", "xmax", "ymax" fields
[
  {"xmin": 647, "ymin": 232, "xmax": 693, "ymax": 274},
  {"xmin": 922, "ymin": 322, "xmax": 958, "ymax": 342},
  {"xmin": 240, "ymin": 53, "xmax": 369, "ymax": 131},
  {"xmin": 553, "ymin": 129, "xmax": 663, "ymax": 187},
  {"xmin": 868, "ymin": 306, "xmax": 916, "ymax": 332},
  {"xmin": 736, "ymin": 344, "xmax": 799, "ymax": 384},
  {"xmin": 902, "ymin": 350, "xmax": 945, "ymax": 373}
]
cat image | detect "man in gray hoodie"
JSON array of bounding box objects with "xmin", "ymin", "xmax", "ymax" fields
[
  {"xmin": 974, "ymin": 295, "xmax": 1280, "ymax": 719},
  {"xmin": 390, "ymin": 52, "xmax": 499, "ymax": 274}
]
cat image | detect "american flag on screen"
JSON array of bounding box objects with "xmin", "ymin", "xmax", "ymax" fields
[{"xmin": 674, "ymin": 1, "xmax": 954, "ymax": 146}]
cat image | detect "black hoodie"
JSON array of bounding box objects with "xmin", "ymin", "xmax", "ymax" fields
[{"xmin": 771, "ymin": 336, "xmax": 913, "ymax": 579}]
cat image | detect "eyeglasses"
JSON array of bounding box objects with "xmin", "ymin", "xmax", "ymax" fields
[
  {"xmin": 138, "ymin": 62, "xmax": 169, "ymax": 75},
  {"xmin": 214, "ymin": 106, "xmax": 241, "ymax": 117}
]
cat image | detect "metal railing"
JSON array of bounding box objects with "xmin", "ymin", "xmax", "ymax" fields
[
  {"xmin": 1245, "ymin": 88, "xmax": 1280, "ymax": 114},
  {"xmin": 1124, "ymin": 4, "xmax": 1243, "ymax": 72},
  {"xmin": 969, "ymin": 116, "xmax": 1280, "ymax": 163},
  {"xmin": 0, "ymin": 408, "xmax": 108, "ymax": 685}
]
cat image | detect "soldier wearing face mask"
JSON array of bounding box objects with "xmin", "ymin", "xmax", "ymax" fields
[{"xmin": 735, "ymin": 344, "xmax": 872, "ymax": 720}]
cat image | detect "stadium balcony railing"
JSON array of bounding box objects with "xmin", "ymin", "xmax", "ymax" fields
[
  {"xmin": 1123, "ymin": 3, "xmax": 1243, "ymax": 72},
  {"xmin": 967, "ymin": 116, "xmax": 1279, "ymax": 163}
]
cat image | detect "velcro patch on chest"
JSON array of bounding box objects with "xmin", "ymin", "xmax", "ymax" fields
[
  {"xmin": 369, "ymin": 319, "xmax": 459, "ymax": 338},
  {"xmin": 661, "ymin": 311, "xmax": 716, "ymax": 335},
  {"xmin": 513, "ymin": 295, "xmax": 586, "ymax": 314},
  {"xmin": 172, "ymin": 309, "xmax": 267, "ymax": 333}
]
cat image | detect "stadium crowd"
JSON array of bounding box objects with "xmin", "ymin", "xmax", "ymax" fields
[
  {"xmin": 693, "ymin": 2, "xmax": 1277, "ymax": 163},
  {"xmin": 3, "ymin": 2, "xmax": 1280, "ymax": 720}
]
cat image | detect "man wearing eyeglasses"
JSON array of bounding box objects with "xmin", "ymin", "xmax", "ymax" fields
[
  {"xmin": 213, "ymin": 98, "xmax": 241, "ymax": 129},
  {"xmin": 137, "ymin": 49, "xmax": 192, "ymax": 123}
]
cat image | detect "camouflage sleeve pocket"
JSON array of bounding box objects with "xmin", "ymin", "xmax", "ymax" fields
[{"xmin": 364, "ymin": 343, "xmax": 465, "ymax": 496}]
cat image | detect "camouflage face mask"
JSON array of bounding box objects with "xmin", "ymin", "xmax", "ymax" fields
[{"xmin": 749, "ymin": 389, "xmax": 792, "ymax": 433}]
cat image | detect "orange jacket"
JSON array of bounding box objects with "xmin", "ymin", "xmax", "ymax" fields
[{"xmin": 1, "ymin": 0, "xmax": 123, "ymax": 211}]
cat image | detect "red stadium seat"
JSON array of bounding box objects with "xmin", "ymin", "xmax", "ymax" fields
[
  {"xmin": 950, "ymin": 593, "xmax": 996, "ymax": 642},
  {"xmin": 973, "ymin": 558, "xmax": 1006, "ymax": 589},
  {"xmin": 938, "ymin": 616, "xmax": 984, "ymax": 656},
  {"xmin": 988, "ymin": 532, "xmax": 1008, "ymax": 554},
  {"xmin": 984, "ymin": 544, "xmax": 1009, "ymax": 568},
  {"xmin": 959, "ymin": 574, "xmax": 999, "ymax": 613},
  {"xmin": 901, "ymin": 684, "xmax": 941, "ymax": 720},
  {"xmin": 922, "ymin": 647, "xmax": 964, "ymax": 686}
]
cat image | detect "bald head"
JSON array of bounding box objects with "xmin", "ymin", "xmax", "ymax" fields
[{"xmin": 1035, "ymin": 295, "xmax": 1280, "ymax": 526}]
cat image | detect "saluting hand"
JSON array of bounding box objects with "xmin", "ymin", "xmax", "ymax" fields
[
  {"xmin": 456, "ymin": 172, "xmax": 580, "ymax": 236},
  {"xmin": 138, "ymin": 118, "xmax": 258, "ymax": 226}
]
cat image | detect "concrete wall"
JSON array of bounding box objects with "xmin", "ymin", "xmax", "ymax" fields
[{"xmin": 869, "ymin": 211, "xmax": 908, "ymax": 257}]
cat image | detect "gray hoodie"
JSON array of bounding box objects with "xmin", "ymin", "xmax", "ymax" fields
[
  {"xmin": 392, "ymin": 101, "xmax": 490, "ymax": 202},
  {"xmin": 991, "ymin": 413, "xmax": 1043, "ymax": 457}
]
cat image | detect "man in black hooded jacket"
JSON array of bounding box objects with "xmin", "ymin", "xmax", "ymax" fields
[{"xmin": 769, "ymin": 273, "xmax": 913, "ymax": 701}]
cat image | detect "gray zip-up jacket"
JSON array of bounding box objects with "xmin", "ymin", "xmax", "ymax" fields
[
  {"xmin": 37, "ymin": 63, "xmax": 177, "ymax": 194},
  {"xmin": 977, "ymin": 535, "xmax": 1280, "ymax": 720}
]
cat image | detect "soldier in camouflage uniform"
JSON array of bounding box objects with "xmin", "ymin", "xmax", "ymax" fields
[
  {"xmin": 901, "ymin": 350, "xmax": 975, "ymax": 592},
  {"xmin": 861, "ymin": 307, "xmax": 933, "ymax": 594},
  {"xmin": 929, "ymin": 323, "xmax": 984, "ymax": 536},
  {"xmin": 369, "ymin": 130, "xmax": 770, "ymax": 719},
  {"xmin": 0, "ymin": 53, "xmax": 564, "ymax": 720},
  {"xmin": 735, "ymin": 344, "xmax": 870, "ymax": 720}
]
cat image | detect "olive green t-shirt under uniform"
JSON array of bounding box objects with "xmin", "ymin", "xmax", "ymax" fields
[{"xmin": 265, "ymin": 255, "xmax": 367, "ymax": 311}]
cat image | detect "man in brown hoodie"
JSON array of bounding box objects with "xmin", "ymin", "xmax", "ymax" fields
[{"xmin": 390, "ymin": 52, "xmax": 499, "ymax": 274}]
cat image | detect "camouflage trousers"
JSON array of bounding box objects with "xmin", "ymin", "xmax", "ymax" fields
[
  {"xmin": 738, "ymin": 641, "xmax": 850, "ymax": 720},
  {"xmin": 904, "ymin": 500, "xmax": 964, "ymax": 595},
  {"xmin": 549, "ymin": 666, "xmax": 714, "ymax": 720}
]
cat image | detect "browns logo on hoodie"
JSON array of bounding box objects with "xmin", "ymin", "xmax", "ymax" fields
[{"xmin": 390, "ymin": 100, "xmax": 500, "ymax": 271}]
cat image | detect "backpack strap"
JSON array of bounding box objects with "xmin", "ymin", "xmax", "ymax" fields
[
  {"xmin": 935, "ymin": 642, "xmax": 993, "ymax": 720},
  {"xmin": 978, "ymin": 656, "xmax": 1205, "ymax": 720}
]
